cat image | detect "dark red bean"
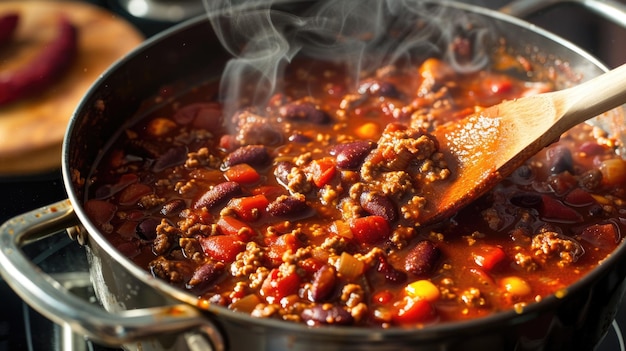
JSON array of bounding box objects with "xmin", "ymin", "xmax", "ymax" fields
[
  {"xmin": 301, "ymin": 305, "xmax": 353, "ymax": 326},
  {"xmin": 405, "ymin": 241, "xmax": 440, "ymax": 276},
  {"xmin": 267, "ymin": 194, "xmax": 309, "ymax": 217},
  {"xmin": 546, "ymin": 145, "xmax": 573, "ymax": 174},
  {"xmin": 136, "ymin": 218, "xmax": 160, "ymax": 241},
  {"xmin": 153, "ymin": 146, "xmax": 188, "ymax": 172},
  {"xmin": 0, "ymin": 16, "xmax": 77, "ymax": 106},
  {"xmin": 358, "ymin": 80, "xmax": 400, "ymax": 98},
  {"xmin": 0, "ymin": 13, "xmax": 18, "ymax": 47},
  {"xmin": 289, "ymin": 132, "xmax": 312, "ymax": 143},
  {"xmin": 187, "ymin": 262, "xmax": 226, "ymax": 291},
  {"xmin": 578, "ymin": 169, "xmax": 603, "ymax": 191},
  {"xmin": 330, "ymin": 141, "xmax": 376, "ymax": 170},
  {"xmin": 360, "ymin": 191, "xmax": 398, "ymax": 222},
  {"xmin": 161, "ymin": 199, "xmax": 187, "ymax": 216},
  {"xmin": 224, "ymin": 145, "xmax": 270, "ymax": 168},
  {"xmin": 279, "ymin": 102, "xmax": 330, "ymax": 124},
  {"xmin": 377, "ymin": 255, "xmax": 407, "ymax": 284},
  {"xmin": 308, "ymin": 265, "xmax": 337, "ymax": 302},
  {"xmin": 194, "ymin": 182, "xmax": 242, "ymax": 210},
  {"xmin": 274, "ymin": 161, "xmax": 295, "ymax": 186}
]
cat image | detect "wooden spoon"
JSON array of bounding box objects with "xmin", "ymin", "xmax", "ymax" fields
[{"xmin": 418, "ymin": 62, "xmax": 626, "ymax": 225}]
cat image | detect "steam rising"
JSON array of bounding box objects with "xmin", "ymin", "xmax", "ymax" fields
[{"xmin": 202, "ymin": 0, "xmax": 495, "ymax": 116}]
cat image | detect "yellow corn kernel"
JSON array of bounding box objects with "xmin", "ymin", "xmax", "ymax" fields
[
  {"xmin": 355, "ymin": 122, "xmax": 380, "ymax": 139},
  {"xmin": 147, "ymin": 117, "xmax": 177, "ymax": 136},
  {"xmin": 405, "ymin": 280, "xmax": 440, "ymax": 302},
  {"xmin": 501, "ymin": 276, "xmax": 532, "ymax": 297}
]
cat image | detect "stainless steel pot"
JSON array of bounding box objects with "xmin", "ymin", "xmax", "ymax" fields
[{"xmin": 2, "ymin": 1, "xmax": 626, "ymax": 350}]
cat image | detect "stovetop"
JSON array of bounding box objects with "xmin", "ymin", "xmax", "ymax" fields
[{"xmin": 1, "ymin": 1, "xmax": 625, "ymax": 350}]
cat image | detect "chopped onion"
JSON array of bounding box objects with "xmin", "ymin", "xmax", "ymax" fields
[{"xmin": 336, "ymin": 252, "xmax": 364, "ymax": 280}]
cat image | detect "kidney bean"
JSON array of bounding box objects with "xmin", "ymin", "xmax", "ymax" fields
[
  {"xmin": 224, "ymin": 145, "xmax": 270, "ymax": 168},
  {"xmin": 308, "ymin": 265, "xmax": 337, "ymax": 302},
  {"xmin": 377, "ymin": 255, "xmax": 407, "ymax": 284},
  {"xmin": 267, "ymin": 194, "xmax": 309, "ymax": 217},
  {"xmin": 405, "ymin": 241, "xmax": 440, "ymax": 276},
  {"xmin": 161, "ymin": 199, "xmax": 187, "ymax": 216},
  {"xmin": 136, "ymin": 218, "xmax": 160, "ymax": 241},
  {"xmin": 578, "ymin": 169, "xmax": 603, "ymax": 191},
  {"xmin": 279, "ymin": 102, "xmax": 330, "ymax": 124},
  {"xmin": 301, "ymin": 305, "xmax": 354, "ymax": 326},
  {"xmin": 360, "ymin": 191, "xmax": 398, "ymax": 222},
  {"xmin": 274, "ymin": 161, "xmax": 295, "ymax": 185},
  {"xmin": 153, "ymin": 146, "xmax": 188, "ymax": 172},
  {"xmin": 188, "ymin": 262, "xmax": 226, "ymax": 291},
  {"xmin": 194, "ymin": 181, "xmax": 242, "ymax": 210},
  {"xmin": 330, "ymin": 141, "xmax": 376, "ymax": 170},
  {"xmin": 288, "ymin": 132, "xmax": 312, "ymax": 143},
  {"xmin": 358, "ymin": 80, "xmax": 400, "ymax": 98},
  {"xmin": 546, "ymin": 145, "xmax": 573, "ymax": 174},
  {"xmin": 0, "ymin": 16, "xmax": 77, "ymax": 106},
  {"xmin": 0, "ymin": 13, "xmax": 18, "ymax": 47}
]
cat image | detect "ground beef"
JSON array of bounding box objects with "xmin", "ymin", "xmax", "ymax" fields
[{"xmin": 531, "ymin": 230, "xmax": 584, "ymax": 267}]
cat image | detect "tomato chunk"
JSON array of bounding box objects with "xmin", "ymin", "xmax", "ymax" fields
[
  {"xmin": 539, "ymin": 195, "xmax": 583, "ymax": 223},
  {"xmin": 307, "ymin": 157, "xmax": 336, "ymax": 187},
  {"xmin": 224, "ymin": 163, "xmax": 261, "ymax": 184},
  {"xmin": 473, "ymin": 245, "xmax": 506, "ymax": 272},
  {"xmin": 217, "ymin": 216, "xmax": 254, "ymax": 241},
  {"xmin": 265, "ymin": 233, "xmax": 300, "ymax": 266},
  {"xmin": 260, "ymin": 267, "xmax": 301, "ymax": 304},
  {"xmin": 349, "ymin": 215, "xmax": 390, "ymax": 244},
  {"xmin": 392, "ymin": 296, "xmax": 435, "ymax": 325},
  {"xmin": 227, "ymin": 194, "xmax": 270, "ymax": 222},
  {"xmin": 200, "ymin": 235, "xmax": 245, "ymax": 263},
  {"xmin": 118, "ymin": 183, "xmax": 152, "ymax": 206}
]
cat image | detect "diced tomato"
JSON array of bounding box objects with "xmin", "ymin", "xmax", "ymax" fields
[
  {"xmin": 392, "ymin": 296, "xmax": 435, "ymax": 325},
  {"xmin": 260, "ymin": 267, "xmax": 301, "ymax": 304},
  {"xmin": 84, "ymin": 199, "xmax": 117, "ymax": 226},
  {"xmin": 265, "ymin": 233, "xmax": 300, "ymax": 266},
  {"xmin": 224, "ymin": 163, "xmax": 261, "ymax": 184},
  {"xmin": 189, "ymin": 168, "xmax": 224, "ymax": 182},
  {"xmin": 373, "ymin": 290, "xmax": 394, "ymax": 304},
  {"xmin": 118, "ymin": 183, "xmax": 152, "ymax": 206},
  {"xmin": 219, "ymin": 134, "xmax": 239, "ymax": 152},
  {"xmin": 200, "ymin": 235, "xmax": 245, "ymax": 263},
  {"xmin": 580, "ymin": 223, "xmax": 620, "ymax": 249},
  {"xmin": 539, "ymin": 195, "xmax": 583, "ymax": 223},
  {"xmin": 307, "ymin": 158, "xmax": 336, "ymax": 187},
  {"xmin": 299, "ymin": 257, "xmax": 324, "ymax": 274},
  {"xmin": 564, "ymin": 188, "xmax": 596, "ymax": 207},
  {"xmin": 227, "ymin": 194, "xmax": 269, "ymax": 222},
  {"xmin": 251, "ymin": 185, "xmax": 285, "ymax": 201},
  {"xmin": 349, "ymin": 215, "xmax": 390, "ymax": 244},
  {"xmin": 472, "ymin": 245, "xmax": 506, "ymax": 271},
  {"xmin": 217, "ymin": 216, "xmax": 254, "ymax": 241}
]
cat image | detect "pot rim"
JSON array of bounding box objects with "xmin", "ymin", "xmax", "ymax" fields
[{"xmin": 62, "ymin": 0, "xmax": 626, "ymax": 339}]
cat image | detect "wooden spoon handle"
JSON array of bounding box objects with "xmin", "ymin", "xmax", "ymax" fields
[{"xmin": 556, "ymin": 62, "xmax": 626, "ymax": 130}]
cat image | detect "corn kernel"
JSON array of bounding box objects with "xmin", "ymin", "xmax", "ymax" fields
[
  {"xmin": 355, "ymin": 122, "xmax": 380, "ymax": 139},
  {"xmin": 405, "ymin": 280, "xmax": 440, "ymax": 302},
  {"xmin": 501, "ymin": 276, "xmax": 532, "ymax": 297}
]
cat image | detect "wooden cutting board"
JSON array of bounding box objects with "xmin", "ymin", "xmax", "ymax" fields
[{"xmin": 0, "ymin": 1, "xmax": 144, "ymax": 175}]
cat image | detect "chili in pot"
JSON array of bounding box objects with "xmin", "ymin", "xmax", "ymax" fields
[{"xmin": 83, "ymin": 52, "xmax": 626, "ymax": 328}]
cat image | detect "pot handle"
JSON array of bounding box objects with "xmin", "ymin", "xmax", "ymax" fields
[
  {"xmin": 0, "ymin": 200, "xmax": 224, "ymax": 350},
  {"xmin": 501, "ymin": 0, "xmax": 626, "ymax": 28}
]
